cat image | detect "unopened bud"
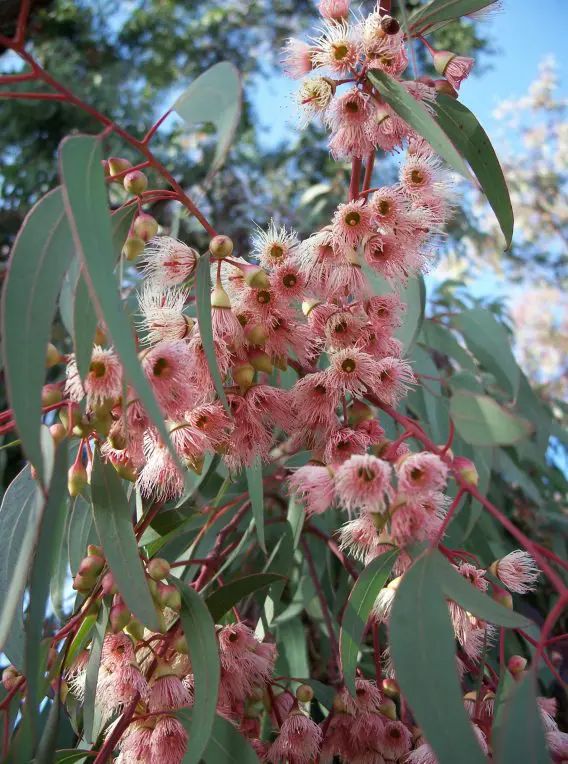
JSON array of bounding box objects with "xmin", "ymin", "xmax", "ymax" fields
[
  {"xmin": 93, "ymin": 411, "xmax": 113, "ymax": 437},
  {"xmin": 240, "ymin": 263, "xmax": 270, "ymax": 289},
  {"xmin": 493, "ymin": 588, "xmax": 513, "ymax": 609},
  {"xmin": 349, "ymin": 400, "xmax": 374, "ymax": 426},
  {"xmin": 211, "ymin": 283, "xmax": 232, "ymax": 309},
  {"xmin": 508, "ymin": 655, "xmax": 527, "ymax": 676},
  {"xmin": 72, "ymin": 572, "xmax": 95, "ymax": 594},
  {"xmin": 209, "ymin": 235, "xmax": 234, "ymax": 259},
  {"xmin": 125, "ymin": 618, "xmax": 145, "ymax": 641},
  {"xmin": 248, "ymin": 349, "xmax": 273, "ymax": 374},
  {"xmin": 453, "ymin": 456, "xmax": 478, "ymax": 486},
  {"xmin": 101, "ymin": 571, "xmax": 117, "ymax": 596},
  {"xmin": 42, "ymin": 384, "xmax": 63, "ymax": 407},
  {"xmin": 123, "ymin": 170, "xmax": 148, "ymax": 195},
  {"xmin": 45, "ymin": 343, "xmax": 61, "ymax": 368},
  {"xmin": 88, "ymin": 544, "xmax": 103, "ymax": 557},
  {"xmin": 379, "ymin": 697, "xmax": 397, "ymax": 720},
  {"xmin": 122, "ymin": 235, "xmax": 146, "ymax": 261},
  {"xmin": 110, "ymin": 598, "xmax": 131, "ymax": 633},
  {"xmin": 108, "ymin": 157, "xmax": 132, "ymax": 177},
  {"xmin": 78, "ymin": 554, "xmax": 105, "ymax": 578},
  {"xmin": 157, "ymin": 582, "xmax": 181, "ymax": 611},
  {"xmin": 2, "ymin": 667, "xmax": 20, "ymax": 692},
  {"xmin": 233, "ymin": 362, "xmax": 255, "ymax": 392},
  {"xmin": 133, "ymin": 213, "xmax": 159, "ymax": 242},
  {"xmin": 332, "ymin": 693, "xmax": 349, "ymax": 713},
  {"xmin": 381, "ymin": 678, "xmax": 400, "ymax": 699},
  {"xmin": 113, "ymin": 462, "xmax": 138, "ymax": 482},
  {"xmin": 432, "ymin": 50, "xmax": 457, "ymax": 77},
  {"xmin": 244, "ymin": 322, "xmax": 268, "ymax": 346},
  {"xmin": 174, "ymin": 634, "xmax": 188, "ymax": 654},
  {"xmin": 49, "ymin": 422, "xmax": 67, "ymax": 445},
  {"xmin": 68, "ymin": 462, "xmax": 88, "ymax": 497},
  {"xmin": 295, "ymin": 684, "xmax": 314, "ymax": 703},
  {"xmin": 434, "ymin": 78, "xmax": 458, "ymax": 98},
  {"xmin": 146, "ymin": 557, "xmax": 171, "ymax": 581}
]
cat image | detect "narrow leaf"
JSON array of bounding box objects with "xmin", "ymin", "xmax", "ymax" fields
[
  {"xmin": 390, "ymin": 553, "xmax": 486, "ymax": 764},
  {"xmin": 90, "ymin": 449, "xmax": 160, "ymax": 630},
  {"xmin": 174, "ymin": 580, "xmax": 221, "ymax": 764},
  {"xmin": 173, "ymin": 62, "xmax": 242, "ymax": 179},
  {"xmin": 206, "ymin": 573, "xmax": 286, "ymax": 622},
  {"xmin": 340, "ymin": 551, "xmax": 398, "ymax": 695},
  {"xmin": 246, "ymin": 457, "xmax": 266, "ymax": 553},
  {"xmin": 368, "ymin": 70, "xmax": 469, "ymax": 177},
  {"xmin": 450, "ymin": 391, "xmax": 532, "ymax": 446},
  {"xmin": 67, "ymin": 494, "xmax": 99, "ymax": 576},
  {"xmin": 83, "ymin": 600, "xmax": 109, "ymax": 744},
  {"xmin": 178, "ymin": 712, "xmax": 259, "ymax": 764},
  {"xmin": 435, "ymin": 95, "xmax": 513, "ymax": 248},
  {"xmin": 407, "ymin": 0, "xmax": 499, "ymax": 35},
  {"xmin": 195, "ymin": 252, "xmax": 230, "ymax": 411},
  {"xmin": 1, "ymin": 187, "xmax": 74, "ymax": 482},
  {"xmin": 494, "ymin": 673, "xmax": 551, "ymax": 763}
]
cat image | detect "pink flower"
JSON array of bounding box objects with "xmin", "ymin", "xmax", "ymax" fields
[
  {"xmin": 251, "ymin": 220, "xmax": 299, "ymax": 268},
  {"xmin": 266, "ymin": 710, "xmax": 322, "ymax": 764},
  {"xmin": 282, "ymin": 39, "xmax": 315, "ymax": 79},
  {"xmin": 245, "ymin": 384, "xmax": 295, "ymax": 433},
  {"xmin": 364, "ymin": 103, "xmax": 408, "ymax": 153},
  {"xmin": 143, "ymin": 236, "xmax": 198, "ymax": 287},
  {"xmin": 399, "ymin": 154, "xmax": 445, "ymax": 199},
  {"xmin": 289, "ymin": 463, "xmax": 336, "ymax": 516},
  {"xmin": 338, "ymin": 512, "xmax": 381, "ymax": 562},
  {"xmin": 150, "ymin": 716, "xmax": 188, "ymax": 764},
  {"xmin": 492, "ymin": 550, "xmax": 540, "ymax": 593},
  {"xmin": 364, "ymin": 294, "xmax": 404, "ymax": 331},
  {"xmin": 141, "ymin": 340, "xmax": 195, "ymax": 416},
  {"xmin": 312, "ymin": 20, "xmax": 359, "ymax": 76},
  {"xmin": 137, "ymin": 434, "xmax": 184, "ymax": 501},
  {"xmin": 369, "ymin": 187, "xmax": 407, "ymax": 231},
  {"xmin": 184, "ymin": 402, "xmax": 232, "ymax": 451},
  {"xmin": 65, "ymin": 347, "xmax": 123, "ymax": 409},
  {"xmin": 149, "ymin": 672, "xmax": 192, "ymax": 712},
  {"xmin": 396, "ymin": 452, "xmax": 447, "ymax": 495},
  {"xmin": 318, "ymin": 0, "xmax": 350, "ymax": 21},
  {"xmin": 327, "ymin": 88, "xmax": 373, "ymax": 160},
  {"xmin": 119, "ymin": 721, "xmax": 154, "ymax": 761},
  {"xmin": 433, "ymin": 50, "xmax": 474, "ymax": 90},
  {"xmin": 327, "ymin": 347, "xmax": 382, "ymax": 397},
  {"xmin": 101, "ymin": 633, "xmax": 135, "ymax": 668},
  {"xmin": 292, "ymin": 371, "xmax": 340, "ymax": 432},
  {"xmin": 372, "ymin": 357, "xmax": 415, "ymax": 406},
  {"xmin": 363, "ymin": 233, "xmax": 420, "ymax": 283},
  {"xmin": 137, "ymin": 282, "xmax": 191, "ymax": 345},
  {"xmin": 270, "ymin": 261, "xmax": 307, "ymax": 302},
  {"xmin": 323, "ymin": 309, "xmax": 366, "ymax": 350},
  {"xmin": 335, "ymin": 454, "xmax": 392, "ymax": 514},
  {"xmin": 332, "ymin": 199, "xmax": 373, "ymax": 247},
  {"xmin": 379, "ymin": 720, "xmax": 412, "ymax": 759},
  {"xmin": 324, "ymin": 425, "xmax": 370, "ymax": 464}
]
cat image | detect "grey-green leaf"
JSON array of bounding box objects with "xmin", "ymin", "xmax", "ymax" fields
[
  {"xmin": 246, "ymin": 457, "xmax": 266, "ymax": 553},
  {"xmin": 340, "ymin": 551, "xmax": 398, "ymax": 695},
  {"xmin": 390, "ymin": 553, "xmax": 486, "ymax": 764},
  {"xmin": 173, "ymin": 61, "xmax": 242, "ymax": 180},
  {"xmin": 1, "ymin": 187, "xmax": 74, "ymax": 483},
  {"xmin": 90, "ymin": 449, "xmax": 160, "ymax": 630},
  {"xmin": 435, "ymin": 95, "xmax": 513, "ymax": 248},
  {"xmin": 206, "ymin": 573, "xmax": 285, "ymax": 622},
  {"xmin": 450, "ymin": 391, "xmax": 532, "ymax": 446},
  {"xmin": 494, "ymin": 673, "xmax": 552, "ymax": 763},
  {"xmin": 368, "ymin": 70, "xmax": 469, "ymax": 177},
  {"xmin": 175, "ymin": 580, "xmax": 221, "ymax": 764},
  {"xmin": 407, "ymin": 0, "xmax": 498, "ymax": 36}
]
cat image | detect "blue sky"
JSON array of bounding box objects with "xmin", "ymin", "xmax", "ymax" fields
[{"xmin": 253, "ymin": 0, "xmax": 567, "ymax": 148}]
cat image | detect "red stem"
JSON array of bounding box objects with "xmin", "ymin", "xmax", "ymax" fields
[
  {"xmin": 0, "ymin": 91, "xmax": 65, "ymax": 100},
  {"xmin": 349, "ymin": 158, "xmax": 362, "ymax": 202}
]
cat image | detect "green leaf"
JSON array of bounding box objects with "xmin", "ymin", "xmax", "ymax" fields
[
  {"xmin": 390, "ymin": 552, "xmax": 486, "ymax": 764},
  {"xmin": 83, "ymin": 600, "xmax": 109, "ymax": 744},
  {"xmin": 178, "ymin": 712, "xmax": 259, "ymax": 764},
  {"xmin": 59, "ymin": 134, "xmax": 177, "ymax": 463},
  {"xmin": 67, "ymin": 494, "xmax": 99, "ymax": 576},
  {"xmin": 206, "ymin": 573, "xmax": 286, "ymax": 622},
  {"xmin": 363, "ymin": 269, "xmax": 426, "ymax": 353},
  {"xmin": 174, "ymin": 580, "xmax": 221, "ymax": 764},
  {"xmin": 434, "ymin": 95, "xmax": 513, "ymax": 248},
  {"xmin": 421, "ymin": 320, "xmax": 476, "ymax": 372},
  {"xmin": 25, "ymin": 443, "xmax": 68, "ymax": 737},
  {"xmin": 246, "ymin": 457, "xmax": 266, "ymax": 553},
  {"xmin": 195, "ymin": 252, "xmax": 230, "ymax": 411},
  {"xmin": 175, "ymin": 452, "xmax": 217, "ymax": 509},
  {"xmin": 90, "ymin": 449, "xmax": 160, "ymax": 630},
  {"xmin": 432, "ymin": 550, "xmax": 531, "ymax": 628},
  {"xmin": 53, "ymin": 752, "xmax": 90, "ymax": 764},
  {"xmin": 454, "ymin": 309, "xmax": 519, "ymax": 397},
  {"xmin": 64, "ymin": 613, "xmax": 97, "ymax": 671},
  {"xmin": 340, "ymin": 551, "xmax": 397, "ymax": 695},
  {"xmin": 35, "ymin": 697, "xmax": 61, "ymax": 764},
  {"xmin": 173, "ymin": 61, "xmax": 242, "ymax": 180},
  {"xmin": 450, "ymin": 391, "xmax": 532, "ymax": 446},
  {"xmin": 1, "ymin": 187, "xmax": 74, "ymax": 482},
  {"xmin": 406, "ymin": 0, "xmax": 498, "ymax": 35},
  {"xmin": 50, "ymin": 502, "xmax": 71, "ymax": 621},
  {"xmin": 368, "ymin": 70, "xmax": 468, "ymax": 177},
  {"xmin": 0, "ymin": 465, "xmax": 43, "ymax": 667},
  {"xmin": 494, "ymin": 673, "xmax": 551, "ymax": 763}
]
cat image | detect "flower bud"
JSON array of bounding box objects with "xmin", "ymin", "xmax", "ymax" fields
[
  {"xmin": 133, "ymin": 213, "xmax": 159, "ymax": 242},
  {"xmin": 432, "ymin": 50, "xmax": 458, "ymax": 77},
  {"xmin": 348, "ymin": 400, "xmax": 374, "ymax": 426},
  {"xmin": 125, "ymin": 618, "xmax": 145, "ymax": 641},
  {"xmin": 110, "ymin": 598, "xmax": 131, "ymax": 633},
  {"xmin": 211, "ymin": 283, "xmax": 232, "ymax": 309},
  {"xmin": 49, "ymin": 422, "xmax": 67, "ymax": 445},
  {"xmin": 146, "ymin": 557, "xmax": 171, "ymax": 581},
  {"xmin": 122, "ymin": 235, "xmax": 146, "ymax": 261},
  {"xmin": 2, "ymin": 667, "xmax": 20, "ymax": 692},
  {"xmin": 93, "ymin": 410, "xmax": 113, "ymax": 437},
  {"xmin": 123, "ymin": 170, "xmax": 148, "ymax": 195},
  {"xmin": 157, "ymin": 582, "xmax": 181, "ymax": 611},
  {"xmin": 295, "ymin": 684, "xmax": 314, "ymax": 703},
  {"xmin": 113, "ymin": 462, "xmax": 138, "ymax": 482},
  {"xmin": 244, "ymin": 322, "xmax": 268, "ymax": 346},
  {"xmin": 434, "ymin": 78, "xmax": 458, "ymax": 98},
  {"xmin": 302, "ymin": 298, "xmax": 322, "ymax": 317},
  {"xmin": 108, "ymin": 157, "xmax": 132, "ymax": 177},
  {"xmin": 240, "ymin": 263, "xmax": 270, "ymax": 289},
  {"xmin": 68, "ymin": 462, "xmax": 88, "ymax": 497},
  {"xmin": 233, "ymin": 361, "xmax": 255, "ymax": 392},
  {"xmin": 42, "ymin": 384, "xmax": 63, "ymax": 407},
  {"xmin": 101, "ymin": 571, "xmax": 117, "ymax": 596},
  {"xmin": 453, "ymin": 456, "xmax": 478, "ymax": 486},
  {"xmin": 174, "ymin": 634, "xmax": 189, "ymax": 654},
  {"xmin": 78, "ymin": 554, "xmax": 105, "ymax": 578},
  {"xmin": 248, "ymin": 349, "xmax": 273, "ymax": 374},
  {"xmin": 381, "ymin": 678, "xmax": 400, "ymax": 699},
  {"xmin": 379, "ymin": 697, "xmax": 397, "ymax": 720},
  {"xmin": 508, "ymin": 655, "xmax": 527, "ymax": 676},
  {"xmin": 88, "ymin": 544, "xmax": 103, "ymax": 557},
  {"xmin": 209, "ymin": 235, "xmax": 234, "ymax": 259},
  {"xmin": 493, "ymin": 588, "xmax": 513, "ymax": 609},
  {"xmin": 72, "ymin": 572, "xmax": 95, "ymax": 594},
  {"xmin": 45, "ymin": 343, "xmax": 61, "ymax": 368}
]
